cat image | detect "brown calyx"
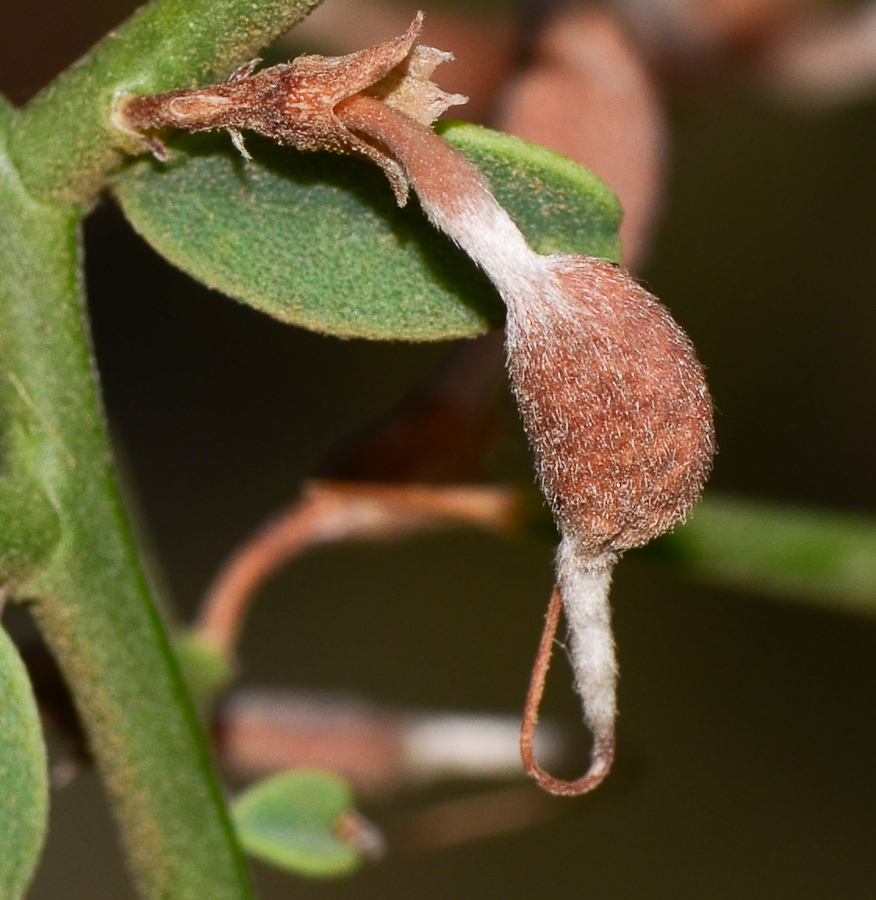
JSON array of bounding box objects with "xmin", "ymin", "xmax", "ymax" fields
[{"xmin": 117, "ymin": 13, "xmax": 466, "ymax": 203}]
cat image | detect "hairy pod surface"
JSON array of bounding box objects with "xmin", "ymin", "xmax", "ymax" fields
[{"xmin": 504, "ymin": 256, "xmax": 715, "ymax": 556}]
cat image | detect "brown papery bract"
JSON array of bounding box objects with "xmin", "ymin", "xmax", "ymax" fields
[{"xmin": 117, "ymin": 12, "xmax": 465, "ymax": 202}]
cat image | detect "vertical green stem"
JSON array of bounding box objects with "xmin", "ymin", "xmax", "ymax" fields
[{"xmin": 1, "ymin": 103, "xmax": 252, "ymax": 900}]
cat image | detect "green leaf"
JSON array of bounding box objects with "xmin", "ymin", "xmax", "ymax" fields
[
  {"xmin": 0, "ymin": 627, "xmax": 48, "ymax": 900},
  {"xmin": 644, "ymin": 492, "xmax": 876, "ymax": 617},
  {"xmin": 113, "ymin": 122, "xmax": 622, "ymax": 341},
  {"xmin": 232, "ymin": 771, "xmax": 363, "ymax": 878}
]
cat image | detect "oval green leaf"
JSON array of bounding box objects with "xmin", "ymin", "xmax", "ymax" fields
[
  {"xmin": 0, "ymin": 627, "xmax": 49, "ymax": 899},
  {"xmin": 112, "ymin": 122, "xmax": 621, "ymax": 341},
  {"xmin": 232, "ymin": 770, "xmax": 363, "ymax": 878}
]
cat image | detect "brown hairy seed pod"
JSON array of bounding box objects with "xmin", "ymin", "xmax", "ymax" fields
[
  {"xmin": 337, "ymin": 93, "xmax": 715, "ymax": 795},
  {"xmin": 119, "ymin": 16, "xmax": 715, "ymax": 796},
  {"xmin": 503, "ymin": 255, "xmax": 714, "ymax": 795},
  {"xmin": 505, "ymin": 255, "xmax": 714, "ymax": 556},
  {"xmin": 335, "ymin": 97, "xmax": 715, "ymax": 556}
]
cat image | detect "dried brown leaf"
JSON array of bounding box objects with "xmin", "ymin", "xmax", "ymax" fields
[{"xmin": 497, "ymin": 7, "xmax": 666, "ymax": 268}]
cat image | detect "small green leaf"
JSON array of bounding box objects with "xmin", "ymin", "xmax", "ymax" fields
[
  {"xmin": 113, "ymin": 122, "xmax": 621, "ymax": 341},
  {"xmin": 0, "ymin": 627, "xmax": 48, "ymax": 899},
  {"xmin": 232, "ymin": 770, "xmax": 362, "ymax": 878},
  {"xmin": 173, "ymin": 629, "xmax": 235, "ymax": 711}
]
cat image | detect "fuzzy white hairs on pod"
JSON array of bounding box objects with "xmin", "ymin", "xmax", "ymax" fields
[{"xmin": 554, "ymin": 543, "xmax": 618, "ymax": 785}]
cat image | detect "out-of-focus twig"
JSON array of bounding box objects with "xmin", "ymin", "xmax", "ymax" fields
[
  {"xmin": 335, "ymin": 809, "xmax": 387, "ymax": 861},
  {"xmin": 387, "ymin": 784, "xmax": 563, "ymax": 852},
  {"xmin": 597, "ymin": 0, "xmax": 876, "ymax": 106},
  {"xmin": 197, "ymin": 481, "xmax": 525, "ymax": 658},
  {"xmin": 608, "ymin": 0, "xmax": 811, "ymax": 67},
  {"xmin": 217, "ymin": 687, "xmax": 567, "ymax": 795},
  {"xmin": 756, "ymin": 3, "xmax": 876, "ymax": 105}
]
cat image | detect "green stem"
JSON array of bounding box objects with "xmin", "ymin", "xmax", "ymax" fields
[
  {"xmin": 7, "ymin": 0, "xmax": 324, "ymax": 206},
  {"xmin": 0, "ymin": 478, "xmax": 60, "ymax": 585},
  {"xmin": 645, "ymin": 492, "xmax": 876, "ymax": 617},
  {"xmin": 1, "ymin": 101, "xmax": 252, "ymax": 900}
]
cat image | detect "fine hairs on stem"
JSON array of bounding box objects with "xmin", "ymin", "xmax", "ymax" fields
[{"xmin": 119, "ymin": 14, "xmax": 715, "ymax": 797}]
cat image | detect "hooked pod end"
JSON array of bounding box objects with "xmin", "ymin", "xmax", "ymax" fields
[{"xmin": 520, "ymin": 544, "xmax": 618, "ymax": 796}]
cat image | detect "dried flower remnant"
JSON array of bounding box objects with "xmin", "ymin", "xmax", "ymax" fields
[
  {"xmin": 117, "ymin": 12, "xmax": 465, "ymax": 203},
  {"xmin": 119, "ymin": 16, "xmax": 714, "ymax": 796}
]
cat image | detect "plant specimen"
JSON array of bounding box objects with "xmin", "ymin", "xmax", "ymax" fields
[{"xmin": 2, "ymin": 1, "xmax": 874, "ymax": 898}]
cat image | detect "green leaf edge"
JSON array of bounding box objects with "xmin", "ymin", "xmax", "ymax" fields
[
  {"xmin": 0, "ymin": 628, "xmax": 49, "ymax": 900},
  {"xmin": 646, "ymin": 492, "xmax": 876, "ymax": 617},
  {"xmin": 438, "ymin": 120, "xmax": 623, "ymax": 258},
  {"xmin": 112, "ymin": 121, "xmax": 622, "ymax": 342}
]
